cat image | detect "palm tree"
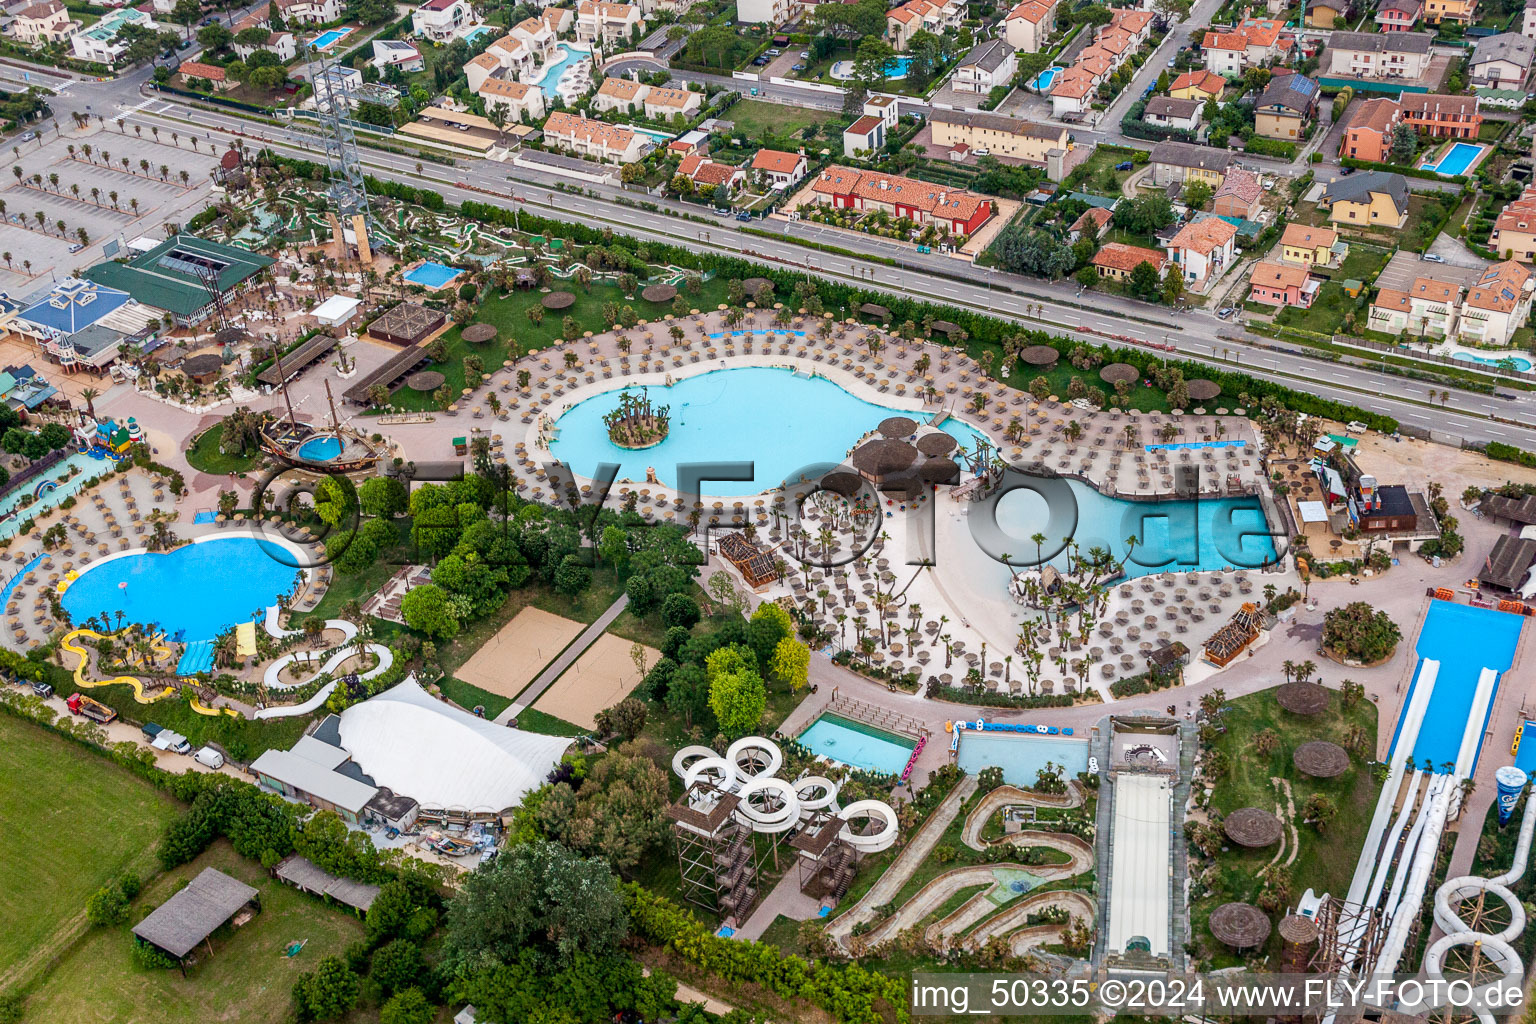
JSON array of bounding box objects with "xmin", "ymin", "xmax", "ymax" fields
[
  {"xmin": 21, "ymin": 259, "xmax": 31, "ymax": 276},
  {"xmin": 80, "ymin": 387, "xmax": 98, "ymax": 419},
  {"xmin": 1031, "ymin": 531, "xmax": 1047, "ymax": 567}
]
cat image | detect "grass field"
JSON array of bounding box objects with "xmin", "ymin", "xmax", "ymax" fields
[
  {"xmin": 725, "ymin": 100, "xmax": 825, "ymax": 140},
  {"xmin": 184, "ymin": 426, "xmax": 261, "ymax": 476},
  {"xmin": 20, "ymin": 840, "xmax": 364, "ymax": 1024},
  {"xmin": 0, "ymin": 715, "xmax": 180, "ymax": 984}
]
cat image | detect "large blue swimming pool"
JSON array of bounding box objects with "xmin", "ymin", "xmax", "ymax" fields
[
  {"xmin": 62, "ymin": 537, "xmax": 302, "ymax": 642},
  {"xmin": 403, "ymin": 261, "xmax": 462, "ymax": 289},
  {"xmin": 798, "ymin": 713, "xmax": 915, "ymax": 775},
  {"xmin": 1392, "ymin": 601, "xmax": 1525, "ymax": 771},
  {"xmin": 1420, "ymin": 141, "xmax": 1486, "ymax": 177},
  {"xmin": 957, "ymin": 731, "xmax": 1090, "ymax": 788}
]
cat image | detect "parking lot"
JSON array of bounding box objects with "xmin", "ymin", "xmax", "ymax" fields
[
  {"xmin": 1373, "ymin": 250, "xmax": 1484, "ymax": 296},
  {"xmin": 0, "ymin": 119, "xmax": 219, "ymax": 295}
]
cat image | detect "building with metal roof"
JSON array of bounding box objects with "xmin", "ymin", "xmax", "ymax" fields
[
  {"xmin": 83, "ymin": 235, "xmax": 274, "ymax": 325},
  {"xmin": 17, "ymin": 279, "xmax": 135, "ymax": 340}
]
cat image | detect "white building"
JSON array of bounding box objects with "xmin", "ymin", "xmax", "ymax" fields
[
  {"xmin": 311, "ymin": 63, "xmax": 364, "ymax": 113},
  {"xmin": 1143, "ymin": 96, "xmax": 1203, "ymax": 131},
  {"xmin": 1003, "ymin": 0, "xmax": 1055, "ymax": 52},
  {"xmin": 478, "ymin": 77, "xmax": 546, "ymax": 122},
  {"xmin": 372, "ymin": 39, "xmax": 424, "ymax": 73},
  {"xmin": 1470, "ymin": 32, "xmax": 1535, "ymax": 88},
  {"xmin": 750, "ymin": 148, "xmax": 807, "ymax": 188},
  {"xmin": 575, "ymin": 0, "xmax": 644, "ymax": 48},
  {"xmin": 273, "ymin": 0, "xmax": 342, "ymax": 26},
  {"xmin": 543, "ymin": 110, "xmax": 649, "ymax": 163},
  {"xmin": 1326, "ymin": 30, "xmax": 1435, "ymax": 80},
  {"xmin": 412, "ymin": 0, "xmax": 477, "ymax": 42},
  {"xmin": 736, "ymin": 0, "xmax": 801, "ymax": 23},
  {"xmin": 1164, "ymin": 217, "xmax": 1239, "ymax": 291},
  {"xmin": 70, "ymin": 6, "xmax": 152, "ymax": 63},
  {"xmin": 952, "ymin": 37, "xmax": 1016, "ymax": 94}
]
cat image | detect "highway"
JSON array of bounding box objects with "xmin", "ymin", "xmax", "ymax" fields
[{"xmin": 28, "ymin": 61, "xmax": 1536, "ymax": 450}]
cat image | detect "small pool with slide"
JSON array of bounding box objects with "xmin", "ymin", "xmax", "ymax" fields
[{"xmin": 797, "ymin": 713, "xmax": 915, "ymax": 775}]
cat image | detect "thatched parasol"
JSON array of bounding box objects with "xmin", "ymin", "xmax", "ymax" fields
[
  {"xmin": 1187, "ymin": 379, "xmax": 1222, "ymax": 401},
  {"xmin": 1293, "ymin": 741, "xmax": 1350, "ymax": 778},
  {"xmin": 542, "ymin": 291, "xmax": 576, "ymax": 310},
  {"xmin": 406, "ymin": 370, "xmax": 445, "ymax": 392},
  {"xmin": 819, "ymin": 471, "xmax": 865, "ymax": 497},
  {"xmin": 181, "ymin": 353, "xmax": 223, "ymax": 378},
  {"xmin": 1277, "ymin": 914, "xmax": 1319, "ymax": 947},
  {"xmin": 642, "ymin": 283, "xmax": 677, "ymax": 303},
  {"xmin": 462, "ymin": 323, "xmax": 497, "ymax": 343},
  {"xmin": 1021, "ymin": 345, "xmax": 1059, "ymax": 367},
  {"xmin": 878, "ymin": 415, "xmax": 918, "ymax": 438},
  {"xmin": 1223, "ymin": 807, "xmax": 1283, "ymax": 848},
  {"xmin": 920, "ymin": 457, "xmax": 960, "ymax": 485},
  {"xmin": 1277, "ymin": 681, "xmax": 1331, "ymax": 715},
  {"xmin": 851, "ymin": 439, "xmax": 919, "ymax": 477},
  {"xmin": 1210, "ymin": 902, "xmax": 1273, "ymax": 950},
  {"xmin": 1100, "ymin": 362, "xmax": 1139, "ymax": 385},
  {"xmin": 917, "ymin": 432, "xmax": 958, "ymax": 456}
]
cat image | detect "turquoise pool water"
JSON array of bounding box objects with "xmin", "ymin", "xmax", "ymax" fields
[
  {"xmin": 0, "ymin": 451, "xmax": 110, "ymax": 536},
  {"xmin": 297, "ymin": 435, "xmax": 343, "ymax": 461},
  {"xmin": 1452, "ymin": 350, "xmax": 1533, "ymax": 372},
  {"xmin": 62, "ymin": 537, "xmax": 302, "ymax": 642},
  {"xmin": 404, "ymin": 261, "xmax": 462, "ymax": 289},
  {"xmin": 1390, "ymin": 601, "xmax": 1525, "ymax": 771},
  {"xmin": 461, "ymin": 25, "xmax": 493, "ymax": 43},
  {"xmin": 632, "ymin": 126, "xmax": 673, "ymax": 144},
  {"xmin": 798, "ymin": 713, "xmax": 914, "ymax": 774},
  {"xmin": 957, "ymin": 731, "xmax": 1089, "ymax": 788},
  {"xmin": 1029, "ymin": 65, "xmax": 1064, "ymax": 91},
  {"xmin": 1420, "ymin": 141, "xmax": 1485, "ymax": 176},
  {"xmin": 529, "ymin": 42, "xmax": 588, "ymax": 99},
  {"xmin": 993, "ymin": 480, "xmax": 1278, "ymax": 576},
  {"xmin": 311, "ymin": 26, "xmax": 353, "ymax": 49}
]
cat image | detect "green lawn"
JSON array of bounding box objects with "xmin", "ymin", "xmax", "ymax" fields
[
  {"xmin": 1190, "ymin": 686, "xmax": 1381, "ymax": 968},
  {"xmin": 0, "ymin": 715, "xmax": 181, "ymax": 982},
  {"xmin": 387, "ymin": 277, "xmax": 732, "ymax": 411},
  {"xmin": 184, "ymin": 426, "xmax": 261, "ymax": 476},
  {"xmin": 725, "ymin": 100, "xmax": 826, "ymax": 140},
  {"xmin": 20, "ymin": 840, "xmax": 364, "ymax": 1024}
]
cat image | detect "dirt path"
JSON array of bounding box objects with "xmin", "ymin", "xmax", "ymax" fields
[
  {"xmin": 829, "ymin": 775, "xmax": 977, "ymax": 944},
  {"xmin": 960, "ymin": 783, "xmax": 1083, "ymax": 852}
]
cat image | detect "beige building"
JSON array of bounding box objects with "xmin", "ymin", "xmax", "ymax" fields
[
  {"xmin": 575, "ymin": 0, "xmax": 644, "ymax": 48},
  {"xmin": 543, "ymin": 111, "xmax": 648, "ymax": 163},
  {"xmin": 1490, "ymin": 183, "xmax": 1536, "ymax": 261},
  {"xmin": 478, "ymin": 78, "xmax": 545, "ymax": 123},
  {"xmin": 9, "ymin": 0, "xmax": 76, "ymax": 45},
  {"xmin": 928, "ymin": 111, "xmax": 1068, "ymax": 164},
  {"xmin": 1003, "ymin": 0, "xmax": 1055, "ymax": 52}
]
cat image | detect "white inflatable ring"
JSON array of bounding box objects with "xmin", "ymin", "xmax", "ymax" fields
[
  {"xmin": 683, "ymin": 755, "xmax": 738, "ymax": 793},
  {"xmin": 672, "ymin": 744, "xmax": 718, "ymax": 780},
  {"xmin": 726, "ymin": 735, "xmax": 783, "ymax": 780},
  {"xmin": 839, "ymin": 799, "xmax": 899, "ymax": 853},
  {"xmin": 733, "ymin": 776, "xmax": 799, "ymax": 833}
]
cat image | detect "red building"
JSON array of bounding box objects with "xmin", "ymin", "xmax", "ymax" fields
[
  {"xmin": 1248, "ymin": 260, "xmax": 1320, "ymax": 308},
  {"xmin": 1399, "ymin": 93, "xmax": 1481, "ymax": 138},
  {"xmin": 806, "ymin": 167, "xmax": 993, "ymax": 236}
]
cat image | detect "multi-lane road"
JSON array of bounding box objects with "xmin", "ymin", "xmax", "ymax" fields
[{"xmin": 21, "ymin": 58, "xmax": 1536, "ymax": 450}]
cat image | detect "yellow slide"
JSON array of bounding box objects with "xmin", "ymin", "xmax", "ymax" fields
[{"xmin": 58, "ymin": 629, "xmax": 175, "ymax": 704}]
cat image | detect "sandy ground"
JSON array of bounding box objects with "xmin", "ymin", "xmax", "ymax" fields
[
  {"xmin": 457, "ymin": 606, "xmax": 585, "ymax": 700},
  {"xmin": 531, "ymin": 633, "xmax": 660, "ymax": 729}
]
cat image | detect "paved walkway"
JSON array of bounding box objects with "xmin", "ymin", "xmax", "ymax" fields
[{"xmin": 493, "ymin": 592, "xmax": 630, "ymax": 724}]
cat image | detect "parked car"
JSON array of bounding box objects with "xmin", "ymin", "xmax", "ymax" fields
[
  {"xmin": 752, "ymin": 56, "xmax": 769, "ymax": 66},
  {"xmin": 194, "ymin": 746, "xmax": 225, "ymax": 770},
  {"xmin": 799, "ymin": 50, "xmax": 809, "ymax": 58},
  {"xmin": 766, "ymin": 47, "xmax": 780, "ymax": 55},
  {"xmin": 1421, "ymin": 253, "xmax": 1445, "ymax": 263},
  {"xmin": 1217, "ymin": 307, "xmax": 1235, "ymax": 319},
  {"xmin": 67, "ymin": 243, "xmax": 83, "ymax": 253},
  {"xmin": 1339, "ymin": 165, "xmax": 1356, "ymax": 175},
  {"xmin": 1114, "ymin": 160, "xmax": 1133, "ymax": 171},
  {"xmin": 178, "ymin": 38, "xmax": 192, "ymax": 49},
  {"xmin": 151, "ymin": 729, "xmax": 192, "ymax": 755},
  {"xmin": 18, "ymin": 131, "xmax": 34, "ymax": 142},
  {"xmin": 973, "ymin": 148, "xmax": 990, "ymax": 156},
  {"xmin": 31, "ymin": 680, "xmax": 52, "ymax": 698},
  {"xmin": 736, "ymin": 210, "xmax": 752, "ymax": 221},
  {"xmin": 791, "ymin": 63, "xmax": 806, "ymax": 71}
]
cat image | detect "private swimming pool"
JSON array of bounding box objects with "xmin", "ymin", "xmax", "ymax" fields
[
  {"xmin": 311, "ymin": 26, "xmax": 353, "ymax": 49},
  {"xmin": 798, "ymin": 713, "xmax": 915, "ymax": 775},
  {"xmin": 297, "ymin": 435, "xmax": 343, "ymax": 461},
  {"xmin": 956, "ymin": 730, "xmax": 1089, "ymax": 788},
  {"xmin": 1029, "ymin": 66, "xmax": 1064, "ymax": 91},
  {"xmin": 61, "ymin": 536, "xmax": 303, "ymax": 643},
  {"xmin": 829, "ymin": 56, "xmax": 912, "ymax": 81},
  {"xmin": 1420, "ymin": 141, "xmax": 1487, "ymax": 177},
  {"xmin": 528, "ymin": 42, "xmax": 590, "ymax": 100},
  {"xmin": 1391, "ymin": 600, "xmax": 1525, "ymax": 771},
  {"xmin": 403, "ymin": 261, "xmax": 463, "ymax": 289},
  {"xmin": 1451, "ymin": 350, "xmax": 1534, "ymax": 373}
]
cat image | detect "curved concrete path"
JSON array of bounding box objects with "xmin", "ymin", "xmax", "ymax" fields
[
  {"xmin": 263, "ymin": 642, "xmax": 392, "ymax": 691},
  {"xmin": 966, "ymin": 889, "xmax": 1097, "ymax": 954}
]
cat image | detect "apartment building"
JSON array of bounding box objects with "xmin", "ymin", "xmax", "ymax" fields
[
  {"xmin": 1164, "ymin": 217, "xmax": 1239, "ymax": 290},
  {"xmin": 805, "ymin": 167, "xmax": 993, "ymax": 235},
  {"xmin": 1325, "ymin": 30, "xmax": 1434, "ymax": 81},
  {"xmin": 478, "ymin": 78, "xmax": 546, "ymax": 122},
  {"xmin": 1248, "ymin": 260, "xmax": 1320, "ymax": 307},
  {"xmin": 1003, "ymin": 0, "xmax": 1055, "ymax": 52},
  {"xmin": 273, "ymin": 0, "xmax": 342, "ymax": 25},
  {"xmin": 71, "ymin": 6, "xmax": 152, "ymax": 62},
  {"xmin": 928, "ymin": 111, "xmax": 1069, "ymax": 163},
  {"xmin": 1200, "ymin": 18, "xmax": 1286, "ymax": 77},
  {"xmin": 576, "ymin": 0, "xmax": 645, "ymax": 47},
  {"xmin": 886, "ymin": 0, "xmax": 964, "ymax": 51},
  {"xmin": 953, "ymin": 37, "xmax": 1016, "ymax": 94},
  {"xmin": 9, "ymin": 1, "xmax": 76, "ymax": 45},
  {"xmin": 542, "ymin": 111, "xmax": 648, "ymax": 163},
  {"xmin": 412, "ymin": 0, "xmax": 477, "ymax": 42}
]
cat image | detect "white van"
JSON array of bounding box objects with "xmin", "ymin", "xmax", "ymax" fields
[{"xmin": 194, "ymin": 746, "xmax": 224, "ymax": 770}]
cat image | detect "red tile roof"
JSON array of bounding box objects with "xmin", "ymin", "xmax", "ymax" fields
[
  {"xmin": 1093, "ymin": 242, "xmax": 1166, "ymax": 272},
  {"xmin": 752, "ymin": 149, "xmax": 803, "ymax": 174},
  {"xmin": 179, "ymin": 61, "xmax": 227, "ymax": 81}
]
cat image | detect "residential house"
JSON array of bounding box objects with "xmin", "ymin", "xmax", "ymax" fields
[
  {"xmin": 177, "ymin": 61, "xmax": 230, "ymax": 91},
  {"xmin": 805, "ymin": 167, "xmax": 993, "ymax": 235},
  {"xmin": 9, "ymin": 1, "xmax": 75, "ymax": 45},
  {"xmin": 1280, "ymin": 223, "xmax": 1345, "ymax": 267},
  {"xmin": 1400, "ymin": 93, "xmax": 1481, "ymax": 137},
  {"xmin": 592, "ymin": 76, "xmax": 647, "ymax": 113},
  {"xmin": 371, "ymin": 39, "xmax": 423, "ymax": 73},
  {"xmin": 233, "ymin": 7, "xmax": 296, "ymax": 63},
  {"xmin": 1376, "ymin": 0, "xmax": 1422, "ymax": 30},
  {"xmin": 542, "ymin": 111, "xmax": 648, "ymax": 163},
  {"xmin": 886, "ymin": 0, "xmax": 963, "ymax": 51},
  {"xmin": 466, "ymin": 21, "xmax": 560, "ymax": 89},
  {"xmin": 540, "ymin": 7, "xmax": 573, "ymax": 34},
  {"xmin": 1148, "ymin": 139, "xmax": 1234, "ymax": 187},
  {"xmin": 1211, "ymin": 167, "xmax": 1263, "ymax": 218},
  {"xmin": 843, "ymin": 114, "xmax": 886, "ymax": 156},
  {"xmin": 412, "ymin": 0, "xmax": 477, "ymax": 42},
  {"xmin": 1003, "ymin": 0, "xmax": 1055, "ymax": 52},
  {"xmin": 1144, "ymin": 96, "xmax": 1203, "ymax": 131},
  {"xmin": 953, "ymin": 37, "xmax": 1016, "ymax": 94},
  {"xmin": 1326, "ymin": 31, "xmax": 1435, "ymax": 81},
  {"xmin": 478, "ymin": 78, "xmax": 545, "ymax": 123},
  {"xmin": 576, "ymin": 0, "xmax": 644, "ymax": 47},
  {"xmin": 1490, "ymin": 183, "xmax": 1536, "ymax": 260},
  {"xmin": 928, "ymin": 111, "xmax": 1070, "ymax": 164},
  {"xmin": 677, "ymin": 154, "xmax": 744, "ymax": 196},
  {"xmin": 1407, "ymin": 276, "xmax": 1463, "ymax": 335},
  {"xmin": 1069, "ymin": 206, "xmax": 1114, "ymax": 243},
  {"xmin": 751, "ymin": 149, "xmax": 807, "ymax": 188},
  {"xmin": 1368, "ymin": 287, "xmax": 1415, "ymax": 332},
  {"xmin": 736, "ymin": 0, "xmax": 803, "ymax": 24},
  {"xmin": 1338, "ymin": 95, "xmax": 1401, "ymax": 160},
  {"xmin": 1319, "ymin": 170, "xmax": 1409, "ymax": 228},
  {"xmin": 71, "ymin": 6, "xmax": 152, "ymax": 63},
  {"xmin": 1305, "ymin": 0, "xmax": 1349, "ymax": 27},
  {"xmin": 1164, "ymin": 217, "xmax": 1239, "ymax": 290},
  {"xmin": 273, "ymin": 0, "xmax": 342, "ymax": 25},
  {"xmin": 863, "ymin": 94, "xmax": 900, "ymax": 131},
  {"xmin": 1048, "ymin": 9, "xmax": 1150, "ymax": 115},
  {"xmin": 1470, "ymin": 33, "xmax": 1534, "ymax": 88},
  {"xmin": 1423, "ymin": 0, "xmax": 1475, "ymax": 22},
  {"xmin": 1047, "ymin": 65, "xmax": 1100, "ymax": 116},
  {"xmin": 1461, "ymin": 260, "xmax": 1535, "ymax": 345},
  {"xmin": 1091, "ymin": 242, "xmax": 1167, "ymax": 280},
  {"xmin": 1525, "ymin": 0, "xmax": 1536, "ymax": 39},
  {"xmin": 1201, "ymin": 18, "xmax": 1285, "ymax": 77},
  {"xmin": 644, "ymin": 86, "xmax": 701, "ymax": 122},
  {"xmin": 311, "ymin": 64, "xmax": 364, "ymax": 113},
  {"xmin": 1254, "ymin": 73, "xmax": 1319, "ymax": 140},
  {"xmin": 1249, "ymin": 260, "xmax": 1320, "ymax": 307},
  {"xmin": 1169, "ymin": 69, "xmax": 1224, "ymax": 101}
]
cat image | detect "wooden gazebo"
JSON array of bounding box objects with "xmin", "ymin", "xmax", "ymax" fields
[
  {"xmin": 541, "ymin": 291, "xmax": 576, "ymax": 310},
  {"xmin": 1021, "ymin": 345, "xmax": 1059, "ymax": 367},
  {"xmin": 1210, "ymin": 902, "xmax": 1272, "ymax": 951},
  {"xmin": 1100, "ymin": 362, "xmax": 1139, "ymax": 385},
  {"xmin": 1202, "ymin": 602, "xmax": 1262, "ymax": 668},
  {"xmin": 1223, "ymin": 807, "xmax": 1283, "ymax": 848},
  {"xmin": 1294, "ymin": 741, "xmax": 1350, "ymax": 778},
  {"xmin": 1277, "ymin": 681, "xmax": 1330, "ymax": 715},
  {"xmin": 718, "ymin": 532, "xmax": 779, "ymax": 589}
]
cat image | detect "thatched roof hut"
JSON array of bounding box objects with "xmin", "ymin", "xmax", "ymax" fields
[
  {"xmin": 1293, "ymin": 741, "xmax": 1350, "ymax": 778},
  {"xmin": 1209, "ymin": 902, "xmax": 1272, "ymax": 950}
]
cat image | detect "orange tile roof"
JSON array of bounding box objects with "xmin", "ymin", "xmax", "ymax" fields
[
  {"xmin": 1410, "ymin": 276, "xmax": 1460, "ymax": 304},
  {"xmin": 1492, "ymin": 184, "xmax": 1536, "ymax": 234},
  {"xmin": 1346, "ymin": 96, "xmax": 1401, "ymax": 136},
  {"xmin": 1371, "ymin": 288, "xmax": 1411, "ymax": 312},
  {"xmin": 1203, "ymin": 29, "xmax": 1246, "ymax": 49},
  {"xmin": 544, "ymin": 111, "xmax": 637, "ymax": 151},
  {"xmin": 1110, "ymin": 7, "xmax": 1152, "ymax": 31},
  {"xmin": 1250, "ymin": 260, "xmax": 1311, "ymax": 290},
  {"xmin": 1168, "ymin": 217, "xmax": 1238, "ymax": 254},
  {"xmin": 1239, "ymin": 18, "xmax": 1284, "ymax": 45},
  {"xmin": 1093, "ymin": 242, "xmax": 1166, "ymax": 272},
  {"xmin": 179, "ymin": 61, "xmax": 227, "ymax": 81},
  {"xmin": 468, "ymin": 52, "xmax": 500, "ymax": 72},
  {"xmin": 646, "ymin": 86, "xmax": 697, "ymax": 108},
  {"xmin": 1006, "ymin": 0, "xmax": 1052, "ymax": 22},
  {"xmin": 479, "ymin": 78, "xmax": 533, "ymax": 100},
  {"xmin": 1050, "ymin": 67, "xmax": 1097, "ymax": 98},
  {"xmin": 1071, "ymin": 206, "xmax": 1113, "ymax": 232},
  {"xmin": 1465, "ymin": 260, "xmax": 1532, "ymax": 313},
  {"xmin": 680, "ymin": 155, "xmax": 739, "ymax": 186},
  {"xmin": 752, "ymin": 149, "xmax": 803, "ymax": 174},
  {"xmin": 847, "ymin": 114, "xmax": 884, "ymax": 136},
  {"xmin": 1171, "ymin": 70, "xmax": 1225, "ymax": 94},
  {"xmin": 597, "ymin": 77, "xmax": 644, "ymax": 100},
  {"xmin": 1281, "ymin": 223, "xmax": 1338, "ymax": 249},
  {"xmin": 810, "ymin": 167, "xmax": 989, "ymax": 221}
]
